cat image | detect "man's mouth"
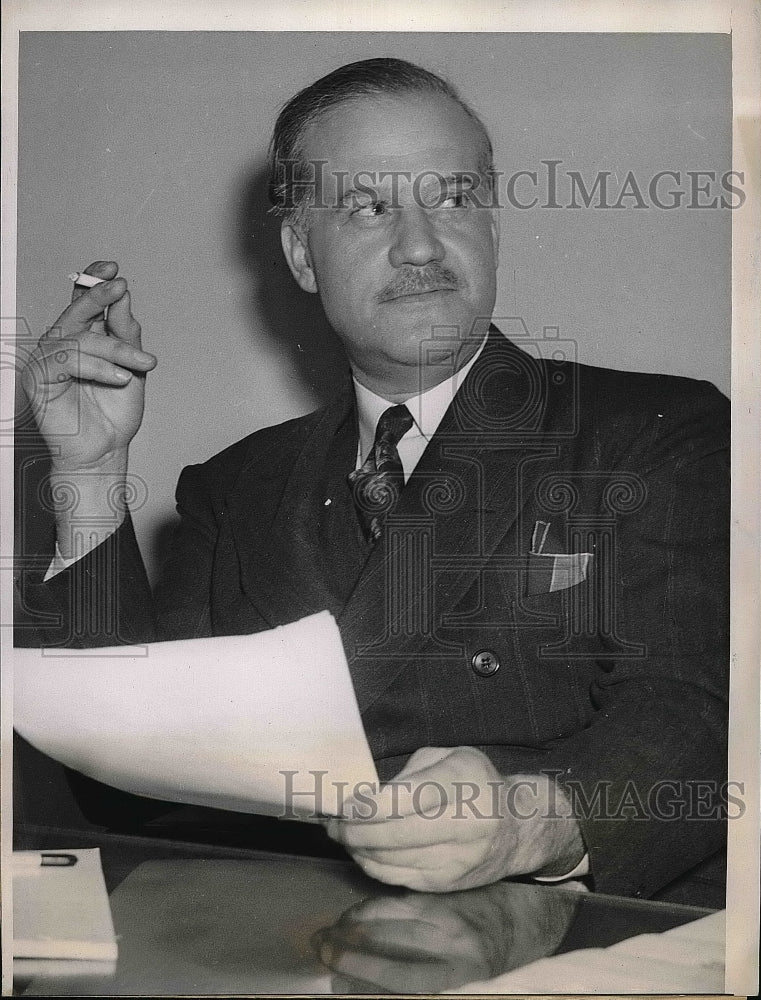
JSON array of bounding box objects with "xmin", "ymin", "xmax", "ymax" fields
[{"xmin": 378, "ymin": 266, "xmax": 459, "ymax": 303}]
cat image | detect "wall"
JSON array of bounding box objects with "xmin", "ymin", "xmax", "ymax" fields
[{"xmin": 17, "ymin": 32, "xmax": 731, "ymax": 578}]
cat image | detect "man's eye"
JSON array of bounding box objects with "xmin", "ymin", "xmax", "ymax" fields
[
  {"xmin": 350, "ymin": 200, "xmax": 387, "ymax": 218},
  {"xmin": 439, "ymin": 191, "xmax": 468, "ymax": 208}
]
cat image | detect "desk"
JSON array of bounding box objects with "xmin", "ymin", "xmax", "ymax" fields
[{"xmin": 14, "ymin": 825, "xmax": 721, "ymax": 995}]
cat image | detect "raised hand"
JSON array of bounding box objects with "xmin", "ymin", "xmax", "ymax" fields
[
  {"xmin": 21, "ymin": 261, "xmax": 157, "ymax": 556},
  {"xmin": 21, "ymin": 261, "xmax": 157, "ymax": 475}
]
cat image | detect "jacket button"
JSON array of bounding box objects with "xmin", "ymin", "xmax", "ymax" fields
[{"xmin": 471, "ymin": 650, "xmax": 500, "ymax": 677}]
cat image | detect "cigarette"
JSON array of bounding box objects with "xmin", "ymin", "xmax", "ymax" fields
[{"xmin": 68, "ymin": 272, "xmax": 106, "ymax": 288}]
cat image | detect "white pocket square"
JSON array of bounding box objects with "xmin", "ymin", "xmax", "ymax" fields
[{"xmin": 526, "ymin": 521, "xmax": 593, "ymax": 596}]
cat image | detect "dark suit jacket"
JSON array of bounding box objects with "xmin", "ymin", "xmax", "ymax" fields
[{"xmin": 18, "ymin": 328, "xmax": 730, "ymax": 901}]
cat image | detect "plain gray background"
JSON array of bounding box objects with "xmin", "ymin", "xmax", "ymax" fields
[{"xmin": 17, "ymin": 32, "xmax": 731, "ymax": 578}]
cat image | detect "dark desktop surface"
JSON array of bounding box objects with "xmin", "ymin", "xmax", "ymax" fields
[
  {"xmin": 13, "ymin": 820, "xmax": 715, "ymax": 996},
  {"xmin": 12, "ymin": 735, "xmax": 723, "ymax": 995}
]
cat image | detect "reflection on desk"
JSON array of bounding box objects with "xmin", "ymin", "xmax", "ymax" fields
[
  {"xmin": 313, "ymin": 877, "xmax": 581, "ymax": 994},
  {"xmin": 17, "ymin": 846, "xmax": 719, "ymax": 996}
]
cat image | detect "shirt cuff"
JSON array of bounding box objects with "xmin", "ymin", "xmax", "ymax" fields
[
  {"xmin": 43, "ymin": 532, "xmax": 117, "ymax": 582},
  {"xmin": 534, "ymin": 853, "xmax": 590, "ymax": 882}
]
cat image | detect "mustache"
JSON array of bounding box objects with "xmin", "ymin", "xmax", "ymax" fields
[{"xmin": 377, "ymin": 264, "xmax": 459, "ymax": 302}]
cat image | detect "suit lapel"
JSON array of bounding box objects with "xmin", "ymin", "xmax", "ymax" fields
[{"xmin": 225, "ymin": 385, "xmax": 361, "ymax": 627}]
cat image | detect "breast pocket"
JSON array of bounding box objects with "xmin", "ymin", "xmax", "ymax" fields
[{"xmin": 526, "ymin": 550, "xmax": 593, "ymax": 597}]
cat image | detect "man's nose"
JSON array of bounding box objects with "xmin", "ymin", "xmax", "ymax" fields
[{"xmin": 388, "ymin": 207, "xmax": 445, "ymax": 268}]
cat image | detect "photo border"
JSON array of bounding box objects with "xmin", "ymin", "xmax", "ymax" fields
[{"xmin": 2, "ymin": 2, "xmax": 758, "ymax": 997}]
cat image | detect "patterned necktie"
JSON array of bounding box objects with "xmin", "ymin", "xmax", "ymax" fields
[{"xmin": 349, "ymin": 404, "xmax": 414, "ymax": 543}]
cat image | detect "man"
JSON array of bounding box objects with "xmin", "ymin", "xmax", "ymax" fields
[{"xmin": 18, "ymin": 59, "xmax": 729, "ymax": 903}]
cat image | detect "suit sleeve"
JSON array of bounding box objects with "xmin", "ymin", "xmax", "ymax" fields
[
  {"xmin": 503, "ymin": 380, "xmax": 730, "ymax": 899},
  {"xmin": 16, "ymin": 462, "xmax": 224, "ymax": 648}
]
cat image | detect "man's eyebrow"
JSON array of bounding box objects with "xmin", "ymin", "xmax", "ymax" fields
[
  {"xmin": 419, "ymin": 172, "xmax": 479, "ymax": 185},
  {"xmin": 442, "ymin": 172, "xmax": 479, "ymax": 186},
  {"xmin": 336, "ymin": 186, "xmax": 380, "ymax": 207},
  {"xmin": 415, "ymin": 172, "xmax": 481, "ymax": 194},
  {"xmin": 333, "ymin": 172, "xmax": 481, "ymax": 208}
]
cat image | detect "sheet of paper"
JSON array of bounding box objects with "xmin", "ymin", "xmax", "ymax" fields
[
  {"xmin": 13, "ymin": 611, "xmax": 378, "ymax": 818},
  {"xmin": 446, "ymin": 910, "xmax": 725, "ymax": 994}
]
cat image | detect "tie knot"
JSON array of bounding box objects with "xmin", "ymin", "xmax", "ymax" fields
[{"xmin": 375, "ymin": 404, "xmax": 413, "ymax": 450}]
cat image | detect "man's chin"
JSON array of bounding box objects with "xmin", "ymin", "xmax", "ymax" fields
[{"xmin": 360, "ymin": 325, "xmax": 482, "ymax": 382}]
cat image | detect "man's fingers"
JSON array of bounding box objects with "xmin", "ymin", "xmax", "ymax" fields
[
  {"xmin": 38, "ymin": 334, "xmax": 155, "ymax": 375},
  {"xmin": 27, "ymin": 337, "xmax": 155, "ymax": 391},
  {"xmin": 85, "ymin": 260, "xmax": 119, "ymax": 278},
  {"xmin": 33, "ymin": 350, "xmax": 135, "ymax": 387},
  {"xmin": 327, "ymin": 813, "xmax": 464, "ymax": 850},
  {"xmin": 350, "ymin": 839, "xmax": 491, "ymax": 878},
  {"xmin": 350, "ymin": 845, "xmax": 450, "ymax": 869},
  {"xmin": 343, "ymin": 774, "xmax": 471, "ymax": 825},
  {"xmin": 70, "ymin": 261, "xmax": 119, "ymax": 303},
  {"xmin": 106, "ymin": 289, "xmax": 144, "ymax": 347},
  {"xmin": 351, "ymin": 856, "xmax": 428, "ymax": 889},
  {"xmin": 79, "ymin": 329, "xmax": 154, "ymax": 368},
  {"xmin": 56, "ymin": 277, "xmax": 129, "ymax": 334}
]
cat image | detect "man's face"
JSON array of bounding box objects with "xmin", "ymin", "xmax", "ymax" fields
[{"xmin": 280, "ymin": 91, "xmax": 499, "ymax": 394}]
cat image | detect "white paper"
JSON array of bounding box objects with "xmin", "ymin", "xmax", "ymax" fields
[
  {"xmin": 445, "ymin": 910, "xmax": 725, "ymax": 994},
  {"xmin": 13, "ymin": 612, "xmax": 378, "ymax": 818}
]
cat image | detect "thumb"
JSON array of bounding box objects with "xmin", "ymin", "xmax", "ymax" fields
[{"xmin": 395, "ymin": 746, "xmax": 459, "ymax": 780}]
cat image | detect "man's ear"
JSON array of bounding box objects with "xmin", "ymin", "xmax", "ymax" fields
[{"xmin": 280, "ymin": 222, "xmax": 318, "ymax": 294}]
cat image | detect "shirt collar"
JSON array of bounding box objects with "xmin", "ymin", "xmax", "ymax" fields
[{"xmin": 353, "ymin": 334, "xmax": 488, "ymax": 464}]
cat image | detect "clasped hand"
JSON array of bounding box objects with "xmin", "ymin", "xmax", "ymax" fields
[{"xmin": 325, "ymin": 746, "xmax": 585, "ymax": 893}]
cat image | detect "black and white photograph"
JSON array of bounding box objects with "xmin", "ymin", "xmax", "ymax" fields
[{"xmin": 3, "ymin": 1, "xmax": 759, "ymax": 996}]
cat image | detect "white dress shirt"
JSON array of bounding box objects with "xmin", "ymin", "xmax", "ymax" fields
[{"xmin": 353, "ymin": 336, "xmax": 487, "ymax": 477}]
